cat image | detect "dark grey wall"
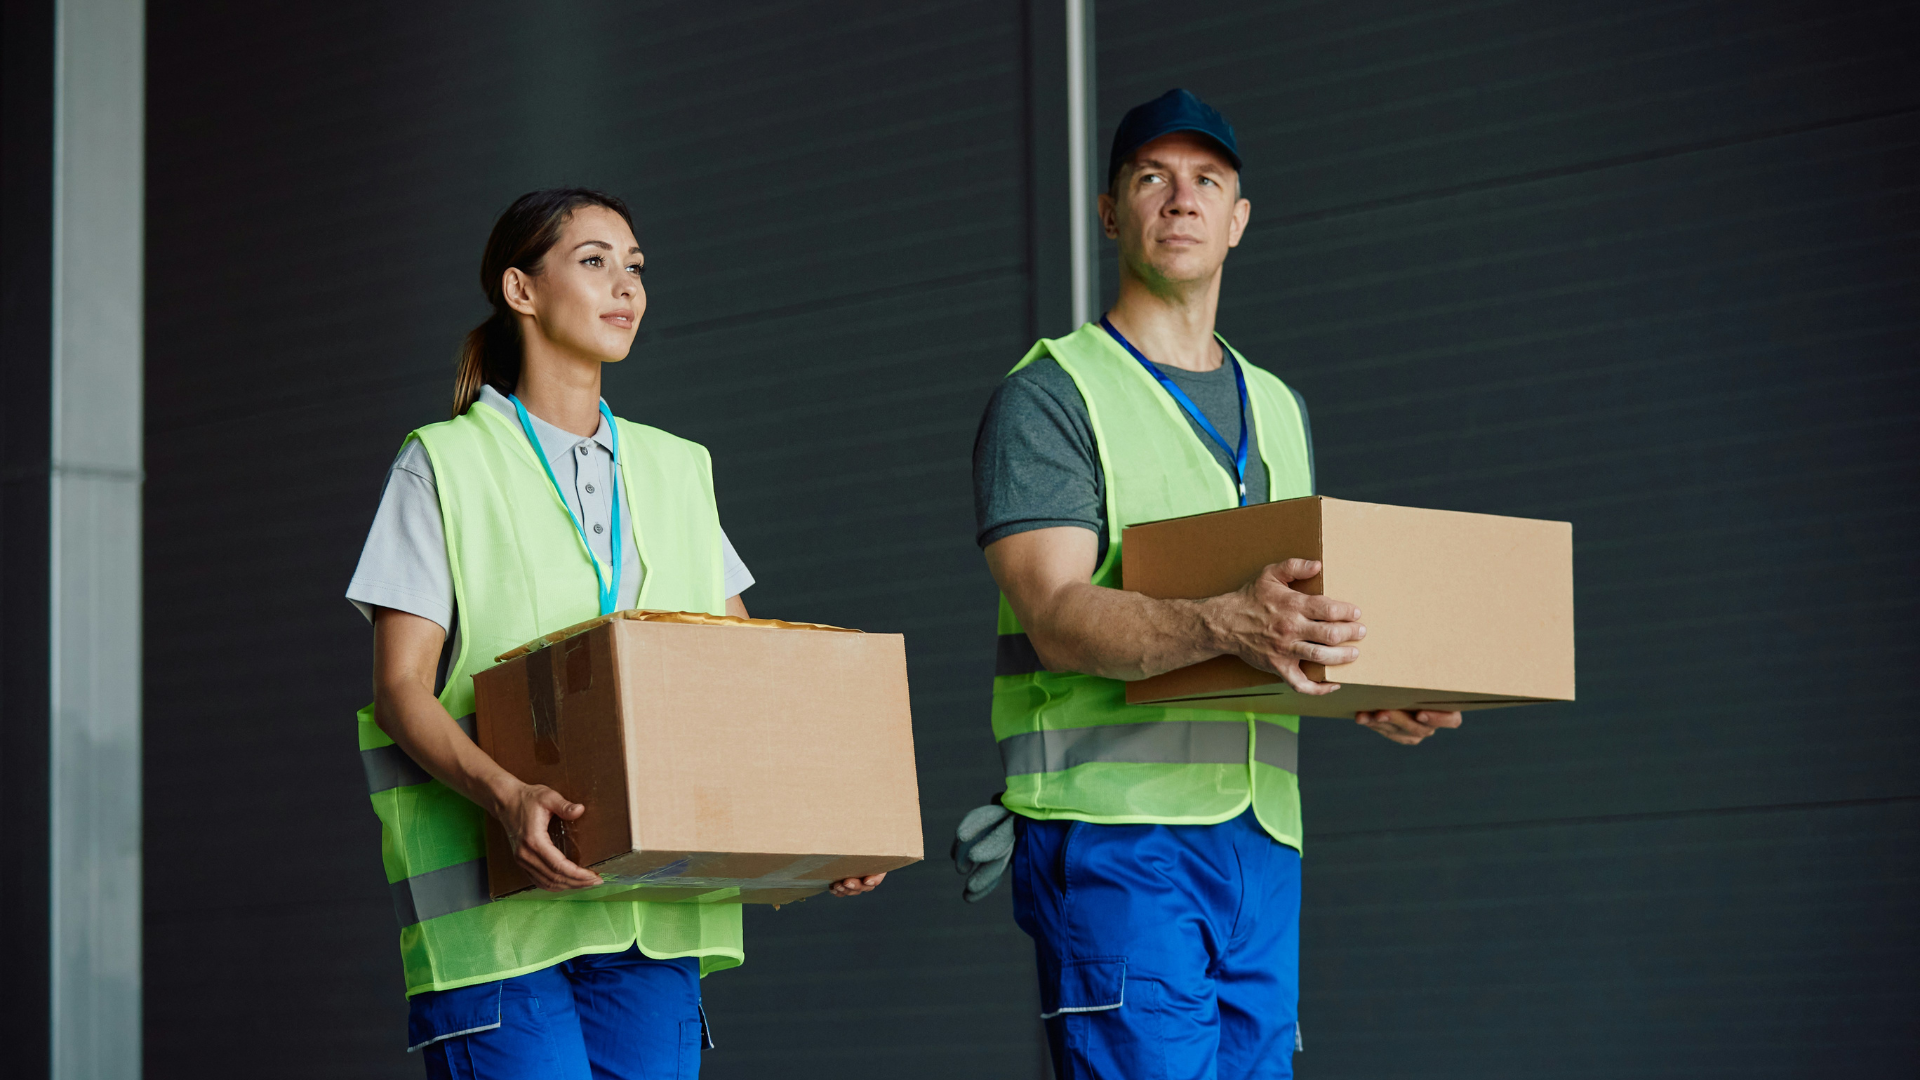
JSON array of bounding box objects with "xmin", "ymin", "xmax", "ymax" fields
[
  {"xmin": 140, "ymin": 1, "xmax": 1916, "ymax": 1078},
  {"xmin": 1095, "ymin": 1, "xmax": 1920, "ymax": 1076}
]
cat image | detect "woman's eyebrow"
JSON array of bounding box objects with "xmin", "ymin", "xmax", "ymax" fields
[{"xmin": 572, "ymin": 239, "xmax": 614, "ymax": 252}]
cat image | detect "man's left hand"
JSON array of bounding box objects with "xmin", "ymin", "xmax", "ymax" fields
[
  {"xmin": 829, "ymin": 873, "xmax": 886, "ymax": 897},
  {"xmin": 1357, "ymin": 709, "xmax": 1462, "ymax": 745}
]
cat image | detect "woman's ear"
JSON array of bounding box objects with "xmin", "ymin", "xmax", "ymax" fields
[{"xmin": 502, "ymin": 267, "xmax": 538, "ymax": 317}]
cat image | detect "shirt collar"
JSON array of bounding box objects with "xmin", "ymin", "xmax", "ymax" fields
[{"xmin": 478, "ymin": 385, "xmax": 616, "ymax": 463}]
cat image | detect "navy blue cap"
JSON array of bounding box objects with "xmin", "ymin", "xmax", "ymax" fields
[{"xmin": 1107, "ymin": 88, "xmax": 1241, "ymax": 186}]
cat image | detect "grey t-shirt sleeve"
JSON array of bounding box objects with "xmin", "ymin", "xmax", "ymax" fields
[
  {"xmin": 720, "ymin": 530, "xmax": 754, "ymax": 599},
  {"xmin": 347, "ymin": 439, "xmax": 455, "ymax": 630},
  {"xmin": 346, "ymin": 440, "xmax": 756, "ymax": 628},
  {"xmin": 972, "ymin": 358, "xmax": 1106, "ymax": 549}
]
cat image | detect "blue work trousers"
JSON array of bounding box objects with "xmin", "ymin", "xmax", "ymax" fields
[
  {"xmin": 408, "ymin": 948, "xmax": 707, "ymax": 1079},
  {"xmin": 1013, "ymin": 808, "xmax": 1301, "ymax": 1080}
]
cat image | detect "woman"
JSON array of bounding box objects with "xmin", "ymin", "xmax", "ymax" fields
[{"xmin": 346, "ymin": 189, "xmax": 882, "ymax": 1078}]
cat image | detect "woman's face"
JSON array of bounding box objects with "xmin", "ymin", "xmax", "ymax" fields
[{"xmin": 506, "ymin": 204, "xmax": 646, "ymax": 363}]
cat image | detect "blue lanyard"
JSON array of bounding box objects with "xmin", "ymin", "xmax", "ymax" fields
[
  {"xmin": 509, "ymin": 395, "xmax": 624, "ymax": 615},
  {"xmin": 1100, "ymin": 316, "xmax": 1251, "ymax": 505}
]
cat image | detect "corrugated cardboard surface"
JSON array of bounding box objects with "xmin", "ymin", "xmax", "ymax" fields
[
  {"xmin": 474, "ymin": 619, "xmax": 922, "ymax": 903},
  {"xmin": 1123, "ymin": 496, "xmax": 1574, "ymax": 716}
]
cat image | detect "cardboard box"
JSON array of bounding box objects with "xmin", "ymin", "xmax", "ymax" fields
[
  {"xmin": 473, "ymin": 611, "xmax": 923, "ymax": 905},
  {"xmin": 1122, "ymin": 496, "xmax": 1574, "ymax": 717}
]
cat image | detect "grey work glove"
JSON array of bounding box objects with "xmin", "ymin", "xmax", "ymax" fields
[{"xmin": 951, "ymin": 803, "xmax": 1015, "ymax": 903}]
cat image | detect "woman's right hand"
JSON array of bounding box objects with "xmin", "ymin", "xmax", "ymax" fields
[{"xmin": 497, "ymin": 782, "xmax": 603, "ymax": 891}]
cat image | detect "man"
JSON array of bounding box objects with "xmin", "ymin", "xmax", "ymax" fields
[{"xmin": 966, "ymin": 89, "xmax": 1463, "ymax": 1079}]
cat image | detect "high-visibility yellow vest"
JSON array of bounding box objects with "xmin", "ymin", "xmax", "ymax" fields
[
  {"xmin": 355, "ymin": 400, "xmax": 742, "ymax": 997},
  {"xmin": 992, "ymin": 322, "xmax": 1314, "ymax": 848}
]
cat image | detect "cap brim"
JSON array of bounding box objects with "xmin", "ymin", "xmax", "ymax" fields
[{"xmin": 1112, "ymin": 124, "xmax": 1242, "ymax": 180}]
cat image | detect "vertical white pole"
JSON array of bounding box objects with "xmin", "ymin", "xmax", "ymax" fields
[
  {"xmin": 50, "ymin": 0, "xmax": 145, "ymax": 1075},
  {"xmin": 1065, "ymin": 0, "xmax": 1097, "ymax": 328}
]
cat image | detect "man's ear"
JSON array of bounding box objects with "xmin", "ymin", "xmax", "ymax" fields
[
  {"xmin": 1226, "ymin": 196, "xmax": 1251, "ymax": 249},
  {"xmin": 1098, "ymin": 191, "xmax": 1120, "ymax": 240},
  {"xmin": 502, "ymin": 267, "xmax": 538, "ymax": 317}
]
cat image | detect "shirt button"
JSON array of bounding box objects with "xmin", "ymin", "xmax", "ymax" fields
[
  {"xmin": 578, "ymin": 445, "xmax": 590, "ymax": 456},
  {"xmin": 584, "ymin": 483, "xmax": 595, "ymax": 494},
  {"xmin": 593, "ymin": 524, "xmax": 604, "ymax": 534}
]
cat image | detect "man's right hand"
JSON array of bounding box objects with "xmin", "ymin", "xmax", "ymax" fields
[
  {"xmin": 498, "ymin": 782, "xmax": 602, "ymax": 892},
  {"xmin": 1207, "ymin": 559, "xmax": 1365, "ymax": 695},
  {"xmin": 986, "ymin": 529, "xmax": 1370, "ymax": 685}
]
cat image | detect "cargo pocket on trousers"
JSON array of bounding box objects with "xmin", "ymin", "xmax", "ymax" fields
[
  {"xmin": 676, "ymin": 1017, "xmax": 705, "ymax": 1079},
  {"xmin": 1039, "ymin": 957, "xmax": 1127, "ymax": 1019},
  {"xmin": 1045, "ymin": 963, "xmax": 1168, "ymax": 1080},
  {"xmin": 406, "ymin": 981, "xmax": 504, "ymax": 1052}
]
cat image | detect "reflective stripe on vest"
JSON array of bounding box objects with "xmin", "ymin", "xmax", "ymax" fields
[
  {"xmin": 366, "ymin": 715, "xmax": 498, "ymax": 928},
  {"xmin": 391, "ymin": 858, "xmax": 491, "ymax": 928},
  {"xmin": 1000, "ymin": 720, "xmax": 1297, "ymax": 776}
]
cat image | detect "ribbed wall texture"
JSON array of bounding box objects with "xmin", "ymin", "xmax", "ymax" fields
[
  {"xmin": 1096, "ymin": 1, "xmax": 1919, "ymax": 1076},
  {"xmin": 142, "ymin": 1, "xmax": 1916, "ymax": 1077}
]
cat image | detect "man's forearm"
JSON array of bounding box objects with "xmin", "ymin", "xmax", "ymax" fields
[
  {"xmin": 986, "ymin": 528, "xmax": 1353, "ymax": 689},
  {"xmin": 1029, "ymin": 582, "xmax": 1230, "ymax": 681}
]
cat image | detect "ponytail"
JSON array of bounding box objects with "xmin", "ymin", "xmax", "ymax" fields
[
  {"xmin": 451, "ymin": 187, "xmax": 636, "ymax": 418},
  {"xmin": 451, "ymin": 311, "xmax": 520, "ymax": 417}
]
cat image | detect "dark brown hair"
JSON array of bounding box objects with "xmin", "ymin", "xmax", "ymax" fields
[{"xmin": 451, "ymin": 188, "xmax": 636, "ymax": 417}]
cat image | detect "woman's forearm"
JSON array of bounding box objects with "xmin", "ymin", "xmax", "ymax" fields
[
  {"xmin": 374, "ymin": 678, "xmax": 523, "ymax": 818},
  {"xmin": 371, "ymin": 607, "xmax": 524, "ymax": 818}
]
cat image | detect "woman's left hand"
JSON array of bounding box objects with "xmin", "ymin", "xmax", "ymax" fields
[{"xmin": 828, "ymin": 873, "xmax": 886, "ymax": 898}]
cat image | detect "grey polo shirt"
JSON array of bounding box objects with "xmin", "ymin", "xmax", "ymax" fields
[{"xmin": 347, "ymin": 384, "xmax": 753, "ymax": 633}]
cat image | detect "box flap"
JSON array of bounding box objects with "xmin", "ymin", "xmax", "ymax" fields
[{"xmin": 496, "ymin": 608, "xmax": 861, "ymax": 663}]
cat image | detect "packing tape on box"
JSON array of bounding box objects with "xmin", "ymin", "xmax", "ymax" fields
[
  {"xmin": 492, "ymin": 854, "xmax": 860, "ymax": 904},
  {"xmin": 602, "ymin": 853, "xmax": 845, "ymax": 890},
  {"xmin": 605, "ymin": 876, "xmax": 836, "ymax": 891}
]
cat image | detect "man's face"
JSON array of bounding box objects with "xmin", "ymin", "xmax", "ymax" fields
[{"xmin": 1099, "ymin": 132, "xmax": 1250, "ymax": 290}]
